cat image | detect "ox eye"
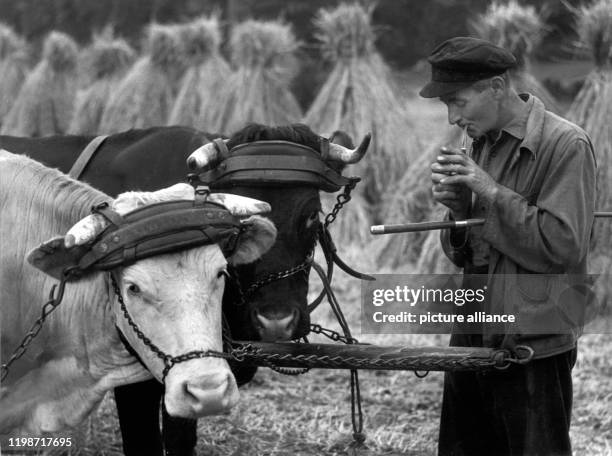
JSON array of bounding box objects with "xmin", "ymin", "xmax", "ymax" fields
[
  {"xmin": 127, "ymin": 283, "xmax": 141, "ymax": 294},
  {"xmin": 305, "ymin": 210, "xmax": 319, "ymax": 228},
  {"xmin": 217, "ymin": 268, "xmax": 228, "ymax": 279}
]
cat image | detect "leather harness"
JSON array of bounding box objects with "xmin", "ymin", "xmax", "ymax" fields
[
  {"xmin": 69, "ymin": 135, "xmax": 109, "ymax": 179},
  {"xmin": 72, "ymin": 192, "xmax": 243, "ymax": 277},
  {"xmin": 198, "ymin": 140, "xmax": 355, "ymax": 192}
]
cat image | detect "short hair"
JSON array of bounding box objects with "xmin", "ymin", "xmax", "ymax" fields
[{"xmin": 471, "ymin": 71, "xmax": 511, "ymax": 92}]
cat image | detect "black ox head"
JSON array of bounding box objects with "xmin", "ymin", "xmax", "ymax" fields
[{"xmin": 187, "ymin": 124, "xmax": 369, "ymax": 342}]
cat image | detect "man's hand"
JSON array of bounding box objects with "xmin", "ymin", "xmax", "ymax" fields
[
  {"xmin": 431, "ymin": 147, "xmax": 498, "ymax": 205},
  {"xmin": 431, "ymin": 174, "xmax": 471, "ymax": 219}
]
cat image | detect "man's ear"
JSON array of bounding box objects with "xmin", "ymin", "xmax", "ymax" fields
[
  {"xmin": 490, "ymin": 75, "xmax": 506, "ymax": 98},
  {"xmin": 228, "ymin": 216, "xmax": 277, "ymax": 266}
]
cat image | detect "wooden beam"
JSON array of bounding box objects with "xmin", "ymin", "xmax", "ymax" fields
[{"xmin": 233, "ymin": 341, "xmax": 512, "ymax": 371}]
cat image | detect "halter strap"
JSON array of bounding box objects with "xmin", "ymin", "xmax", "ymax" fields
[{"xmin": 69, "ymin": 135, "xmax": 109, "ymax": 179}]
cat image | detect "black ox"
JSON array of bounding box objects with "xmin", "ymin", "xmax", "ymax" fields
[{"xmin": 0, "ymin": 123, "xmax": 369, "ymax": 456}]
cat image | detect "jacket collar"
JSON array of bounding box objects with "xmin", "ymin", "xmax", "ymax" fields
[
  {"xmin": 518, "ymin": 93, "xmax": 546, "ymax": 159},
  {"xmin": 472, "ymin": 93, "xmax": 545, "ymax": 160}
]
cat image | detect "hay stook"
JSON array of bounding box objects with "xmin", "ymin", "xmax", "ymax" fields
[
  {"xmin": 1, "ymin": 31, "xmax": 78, "ymax": 136},
  {"xmin": 304, "ymin": 3, "xmax": 419, "ymax": 222},
  {"xmin": 469, "ymin": 0, "xmax": 561, "ymax": 114},
  {"xmin": 69, "ymin": 35, "xmax": 134, "ymax": 134},
  {"xmin": 0, "ymin": 23, "xmax": 29, "ymax": 128},
  {"xmin": 168, "ymin": 16, "xmax": 231, "ymax": 129},
  {"xmin": 566, "ymin": 0, "xmax": 612, "ymax": 291},
  {"xmin": 211, "ymin": 19, "xmax": 303, "ymax": 134},
  {"xmin": 99, "ymin": 23, "xmax": 187, "ymax": 133}
]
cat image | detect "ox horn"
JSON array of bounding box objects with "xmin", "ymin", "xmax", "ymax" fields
[
  {"xmin": 187, "ymin": 139, "xmax": 229, "ymax": 172},
  {"xmin": 327, "ymin": 133, "xmax": 372, "ymax": 164},
  {"xmin": 208, "ymin": 193, "xmax": 271, "ymax": 217},
  {"xmin": 65, "ymin": 214, "xmax": 109, "ymax": 248}
]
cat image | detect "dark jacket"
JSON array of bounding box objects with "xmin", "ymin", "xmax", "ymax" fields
[{"xmin": 441, "ymin": 94, "xmax": 597, "ymax": 359}]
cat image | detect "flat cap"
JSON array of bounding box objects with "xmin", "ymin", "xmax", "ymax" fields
[{"xmin": 419, "ymin": 36, "xmax": 517, "ymax": 98}]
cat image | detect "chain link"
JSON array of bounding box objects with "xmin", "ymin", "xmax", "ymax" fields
[
  {"xmin": 262, "ymin": 359, "xmax": 310, "ymax": 375},
  {"xmin": 236, "ymin": 180, "xmax": 358, "ymax": 302},
  {"xmin": 110, "ymin": 274, "xmax": 231, "ymax": 383},
  {"xmin": 309, "ymin": 323, "xmax": 359, "ymax": 345},
  {"xmin": 1, "ymin": 270, "xmax": 75, "ymax": 382},
  {"xmin": 324, "ymin": 179, "xmax": 359, "ymax": 228},
  {"xmin": 243, "ymin": 250, "xmax": 313, "ymax": 298}
]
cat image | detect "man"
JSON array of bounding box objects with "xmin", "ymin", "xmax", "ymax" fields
[{"xmin": 420, "ymin": 36, "xmax": 596, "ymax": 455}]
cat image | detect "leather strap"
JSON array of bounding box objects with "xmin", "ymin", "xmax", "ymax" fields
[
  {"xmin": 77, "ymin": 200, "xmax": 242, "ymax": 271},
  {"xmin": 91, "ymin": 201, "xmax": 125, "ymax": 228},
  {"xmin": 69, "ymin": 135, "xmax": 109, "ymax": 180},
  {"xmin": 200, "ymin": 155, "xmax": 352, "ymax": 191},
  {"xmin": 213, "ymin": 138, "xmax": 230, "ymax": 158},
  {"xmin": 197, "ymin": 140, "xmax": 352, "ymax": 192}
]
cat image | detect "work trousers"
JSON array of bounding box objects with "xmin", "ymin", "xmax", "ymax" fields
[{"xmin": 438, "ymin": 332, "xmax": 577, "ymax": 456}]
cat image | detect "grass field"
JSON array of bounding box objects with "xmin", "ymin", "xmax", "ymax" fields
[{"xmin": 8, "ymin": 66, "xmax": 612, "ymax": 456}]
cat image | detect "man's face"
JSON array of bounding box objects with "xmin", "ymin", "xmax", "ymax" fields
[{"xmin": 439, "ymin": 83, "xmax": 499, "ymax": 139}]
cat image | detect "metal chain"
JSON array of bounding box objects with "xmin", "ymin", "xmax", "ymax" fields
[
  {"xmin": 262, "ymin": 359, "xmax": 310, "ymax": 376},
  {"xmin": 324, "ymin": 179, "xmax": 359, "ymax": 228},
  {"xmin": 309, "ymin": 323, "xmax": 359, "ymax": 345},
  {"xmin": 1, "ymin": 270, "xmax": 74, "ymax": 382},
  {"xmin": 110, "ymin": 275, "xmax": 232, "ymax": 382},
  {"xmin": 243, "ymin": 250, "xmax": 314, "ymax": 298},
  {"xmin": 238, "ymin": 179, "xmax": 359, "ymax": 303}
]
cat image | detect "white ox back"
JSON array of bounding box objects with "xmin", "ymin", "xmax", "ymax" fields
[{"xmin": 0, "ymin": 151, "xmax": 271, "ymax": 435}]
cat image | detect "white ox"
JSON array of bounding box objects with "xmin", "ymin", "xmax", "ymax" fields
[{"xmin": 0, "ymin": 150, "xmax": 276, "ymax": 435}]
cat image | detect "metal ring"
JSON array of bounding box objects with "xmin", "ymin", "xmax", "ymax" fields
[{"xmin": 509, "ymin": 345, "xmax": 535, "ymax": 365}]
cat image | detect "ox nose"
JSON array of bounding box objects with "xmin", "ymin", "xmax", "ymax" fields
[
  {"xmin": 255, "ymin": 308, "xmax": 299, "ymax": 341},
  {"xmin": 165, "ymin": 370, "xmax": 239, "ymax": 418}
]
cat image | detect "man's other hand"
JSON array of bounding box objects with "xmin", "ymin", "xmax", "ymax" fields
[
  {"xmin": 431, "ymin": 146, "xmax": 472, "ymax": 219},
  {"xmin": 431, "ymin": 147, "xmax": 498, "ymax": 205}
]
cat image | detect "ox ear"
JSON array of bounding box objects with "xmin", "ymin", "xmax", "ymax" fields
[
  {"xmin": 229, "ymin": 216, "xmax": 277, "ymax": 265},
  {"xmin": 27, "ymin": 236, "xmax": 89, "ymax": 280}
]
